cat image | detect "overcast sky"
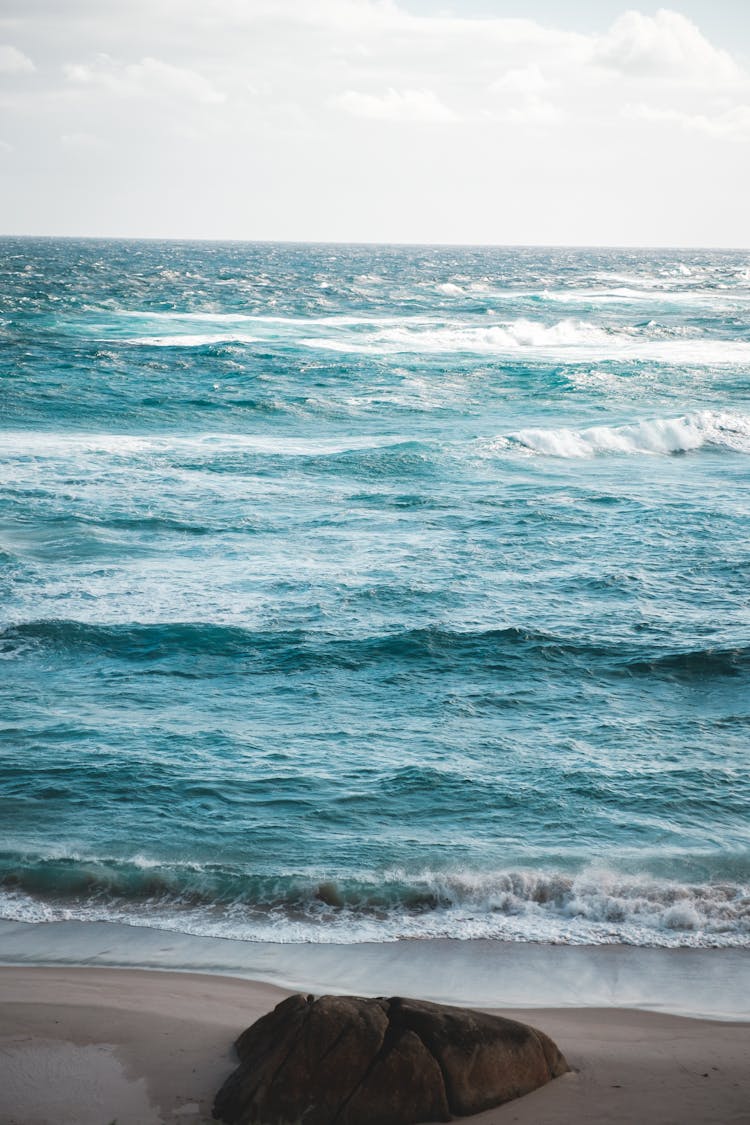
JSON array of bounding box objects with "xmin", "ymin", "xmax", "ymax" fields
[{"xmin": 1, "ymin": 1, "xmax": 748, "ymax": 245}]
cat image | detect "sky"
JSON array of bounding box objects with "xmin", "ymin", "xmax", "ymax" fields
[{"xmin": 0, "ymin": 1, "xmax": 748, "ymax": 245}]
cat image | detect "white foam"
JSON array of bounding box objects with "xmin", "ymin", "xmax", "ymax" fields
[
  {"xmin": 302, "ymin": 317, "xmax": 610, "ymax": 355},
  {"xmin": 565, "ymin": 369, "xmax": 634, "ymax": 393},
  {"xmin": 0, "ymin": 430, "xmax": 406, "ymax": 460},
  {"xmin": 527, "ymin": 286, "xmax": 750, "ymax": 308},
  {"xmin": 489, "ymin": 410, "xmax": 750, "ymax": 459},
  {"xmin": 0, "ymin": 432, "xmax": 155, "ymax": 458},
  {"xmin": 114, "ymin": 311, "xmax": 426, "ymax": 328},
  {"xmin": 299, "ymin": 318, "xmax": 750, "ymax": 364},
  {"xmin": 126, "ymin": 332, "xmax": 261, "ymax": 347},
  {"xmin": 68, "ymin": 308, "xmax": 750, "ymax": 364},
  {"xmin": 0, "ymin": 866, "xmax": 747, "ymax": 948}
]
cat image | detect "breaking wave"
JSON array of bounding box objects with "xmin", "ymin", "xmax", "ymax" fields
[
  {"xmin": 1, "ymin": 412, "xmax": 747, "ymax": 476},
  {"xmin": 0, "ymin": 860, "xmax": 747, "ymax": 947},
  {"xmin": 299, "ymin": 319, "xmax": 750, "ymax": 363},
  {"xmin": 488, "ymin": 410, "xmax": 750, "ymax": 459},
  {"xmin": 100, "ymin": 314, "xmax": 750, "ymax": 364}
]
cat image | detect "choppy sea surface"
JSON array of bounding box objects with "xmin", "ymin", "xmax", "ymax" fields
[{"xmin": 1, "ymin": 239, "xmax": 749, "ymax": 950}]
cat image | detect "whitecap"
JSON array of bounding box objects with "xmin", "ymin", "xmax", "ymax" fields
[
  {"xmin": 299, "ymin": 318, "xmax": 750, "ymax": 364},
  {"xmin": 487, "ymin": 410, "xmax": 750, "ymax": 459}
]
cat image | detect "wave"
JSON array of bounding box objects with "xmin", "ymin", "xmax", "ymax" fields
[
  {"xmin": 626, "ymin": 647, "xmax": 750, "ymax": 678},
  {"xmin": 524, "ymin": 287, "xmax": 750, "ymax": 308},
  {"xmin": 125, "ymin": 332, "xmax": 261, "ymax": 348},
  {"xmin": 4, "ymin": 411, "xmax": 747, "ymax": 472},
  {"xmin": 297, "ymin": 318, "xmax": 602, "ymax": 356},
  {"xmin": 114, "ymin": 311, "xmax": 415, "ymax": 326},
  {"xmin": 0, "ymin": 620, "xmax": 584, "ymax": 665},
  {"xmin": 3, "ymin": 620, "xmax": 748, "ymax": 684},
  {"xmin": 0, "ymin": 858, "xmax": 747, "ymax": 947},
  {"xmin": 0, "ymin": 619, "xmax": 303, "ymax": 662},
  {"xmin": 86, "ymin": 313, "xmax": 750, "ymax": 364},
  {"xmin": 300, "ymin": 319, "xmax": 750, "ymax": 364},
  {"xmin": 488, "ymin": 410, "xmax": 750, "ymax": 459},
  {"xmin": 108, "ymin": 311, "xmax": 426, "ymax": 347},
  {"xmin": 0, "ymin": 430, "xmax": 407, "ymax": 460},
  {"xmin": 591, "ymin": 265, "xmax": 750, "ymax": 290}
]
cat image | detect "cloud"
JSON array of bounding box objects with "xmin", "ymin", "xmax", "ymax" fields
[
  {"xmin": 0, "ymin": 44, "xmax": 35, "ymax": 74},
  {"xmin": 494, "ymin": 98, "xmax": 563, "ymax": 125},
  {"xmin": 595, "ymin": 9, "xmax": 742, "ymax": 84},
  {"xmin": 60, "ymin": 131, "xmax": 100, "ymax": 148},
  {"xmin": 64, "ymin": 55, "xmax": 226, "ymax": 104},
  {"xmin": 489, "ymin": 65, "xmax": 550, "ymax": 96},
  {"xmin": 336, "ymin": 86, "xmax": 457, "ymax": 122},
  {"xmin": 1, "ymin": 0, "xmax": 748, "ymax": 243},
  {"xmin": 624, "ymin": 101, "xmax": 750, "ymax": 139}
]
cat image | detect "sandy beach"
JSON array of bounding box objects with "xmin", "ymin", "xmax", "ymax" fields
[{"xmin": 1, "ymin": 965, "xmax": 748, "ymax": 1125}]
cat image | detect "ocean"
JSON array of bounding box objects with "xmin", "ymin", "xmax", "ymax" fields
[{"xmin": 1, "ymin": 239, "xmax": 748, "ymax": 951}]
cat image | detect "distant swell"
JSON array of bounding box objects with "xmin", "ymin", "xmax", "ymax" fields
[{"xmin": 0, "ymin": 858, "xmax": 747, "ymax": 947}]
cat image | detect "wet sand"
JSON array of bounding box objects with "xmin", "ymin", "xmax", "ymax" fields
[{"xmin": 1, "ymin": 918, "xmax": 748, "ymax": 1019}]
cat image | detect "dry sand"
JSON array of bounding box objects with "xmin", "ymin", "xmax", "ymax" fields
[{"xmin": 0, "ymin": 966, "xmax": 748, "ymax": 1125}]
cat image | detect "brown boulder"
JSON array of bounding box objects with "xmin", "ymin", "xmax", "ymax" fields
[
  {"xmin": 214, "ymin": 993, "xmax": 569, "ymax": 1125},
  {"xmin": 389, "ymin": 996, "xmax": 568, "ymax": 1116}
]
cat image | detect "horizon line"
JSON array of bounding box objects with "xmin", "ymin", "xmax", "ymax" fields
[{"xmin": 1, "ymin": 234, "xmax": 748, "ymax": 252}]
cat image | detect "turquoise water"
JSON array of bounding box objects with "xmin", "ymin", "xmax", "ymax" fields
[{"xmin": 1, "ymin": 239, "xmax": 749, "ymax": 947}]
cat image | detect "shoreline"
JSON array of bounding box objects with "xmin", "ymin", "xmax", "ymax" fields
[
  {"xmin": 0, "ymin": 917, "xmax": 748, "ymax": 1020},
  {"xmin": 1, "ymin": 965, "xmax": 749, "ymax": 1125}
]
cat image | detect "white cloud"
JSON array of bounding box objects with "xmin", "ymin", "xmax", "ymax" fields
[
  {"xmin": 624, "ymin": 101, "xmax": 750, "ymax": 139},
  {"xmin": 1, "ymin": 1, "xmax": 748, "ymax": 243},
  {"xmin": 336, "ymin": 86, "xmax": 457, "ymax": 122},
  {"xmin": 595, "ymin": 9, "xmax": 742, "ymax": 84},
  {"xmin": 64, "ymin": 55, "xmax": 226, "ymax": 104},
  {"xmin": 489, "ymin": 65, "xmax": 550, "ymax": 96},
  {"xmin": 496, "ymin": 98, "xmax": 563, "ymax": 125},
  {"xmin": 204, "ymin": 2, "xmax": 586, "ymax": 49},
  {"xmin": 0, "ymin": 44, "xmax": 34, "ymax": 74}
]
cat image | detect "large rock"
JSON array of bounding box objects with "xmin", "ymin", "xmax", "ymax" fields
[{"xmin": 214, "ymin": 993, "xmax": 569, "ymax": 1125}]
